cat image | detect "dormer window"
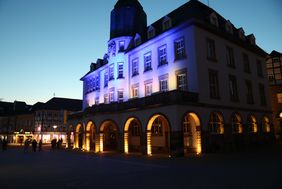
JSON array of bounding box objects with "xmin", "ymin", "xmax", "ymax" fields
[
  {"xmin": 209, "ymin": 12, "xmax": 219, "ymax": 27},
  {"xmin": 238, "ymin": 28, "xmax": 245, "ymax": 40},
  {"xmin": 119, "ymin": 41, "xmax": 125, "ymax": 52},
  {"xmin": 147, "ymin": 26, "xmax": 155, "ymax": 39},
  {"xmin": 225, "ymin": 20, "xmax": 233, "ymax": 34},
  {"xmin": 162, "ymin": 16, "xmax": 172, "ymax": 31},
  {"xmin": 248, "ymin": 34, "xmax": 256, "ymax": 45},
  {"xmin": 134, "ymin": 33, "xmax": 141, "ymax": 46}
]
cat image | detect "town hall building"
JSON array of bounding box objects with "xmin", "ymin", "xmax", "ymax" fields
[{"xmin": 68, "ymin": 0, "xmax": 274, "ymax": 156}]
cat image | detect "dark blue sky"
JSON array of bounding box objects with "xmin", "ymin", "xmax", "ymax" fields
[{"xmin": 0, "ymin": 0, "xmax": 281, "ymax": 105}]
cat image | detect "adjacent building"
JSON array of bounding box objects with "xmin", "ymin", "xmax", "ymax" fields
[
  {"xmin": 68, "ymin": 0, "xmax": 273, "ymax": 156},
  {"xmin": 266, "ymin": 50, "xmax": 282, "ymax": 141}
]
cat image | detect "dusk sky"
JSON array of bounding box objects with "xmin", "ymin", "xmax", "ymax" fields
[{"xmin": 0, "ymin": 0, "xmax": 281, "ymax": 105}]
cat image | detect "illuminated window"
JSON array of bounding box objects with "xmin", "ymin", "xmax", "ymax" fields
[
  {"xmin": 119, "ymin": 41, "xmax": 125, "ymax": 52},
  {"xmin": 117, "ymin": 90, "xmax": 123, "ymax": 103},
  {"xmin": 277, "ymin": 93, "xmax": 282, "ymax": 103},
  {"xmin": 262, "ymin": 117, "xmax": 271, "ymax": 133},
  {"xmin": 243, "ymin": 53, "xmax": 251, "ymax": 73},
  {"xmin": 177, "ymin": 73, "xmax": 187, "ymax": 91},
  {"xmin": 226, "ymin": 46, "xmax": 235, "ymax": 68},
  {"xmin": 245, "ymin": 80, "xmax": 254, "ymax": 104},
  {"xmin": 159, "ymin": 79, "xmax": 168, "ymax": 92},
  {"xmin": 209, "ymin": 69, "xmax": 220, "ymax": 99},
  {"xmin": 259, "ymin": 83, "xmax": 266, "ymax": 106},
  {"xmin": 132, "ymin": 58, "xmax": 139, "ymax": 77},
  {"xmin": 109, "ymin": 91, "xmax": 114, "ymax": 103},
  {"xmin": 229, "ymin": 75, "xmax": 238, "ymax": 102},
  {"xmin": 152, "ymin": 118, "xmax": 163, "ymax": 136},
  {"xmin": 248, "ymin": 115, "xmax": 257, "ymax": 133},
  {"xmin": 145, "ymin": 83, "xmax": 152, "ymax": 96},
  {"xmin": 206, "ymin": 38, "xmax": 216, "ymax": 60},
  {"xmin": 132, "ymin": 86, "xmax": 139, "ymax": 98},
  {"xmin": 174, "ymin": 37, "xmax": 186, "ymax": 60},
  {"xmin": 104, "ymin": 71, "xmax": 108, "ymax": 87},
  {"xmin": 95, "ymin": 97, "xmax": 99, "ymax": 105},
  {"xmin": 231, "ymin": 114, "xmax": 243, "ymax": 134},
  {"xmin": 104, "ymin": 94, "xmax": 109, "ymax": 104},
  {"xmin": 209, "ymin": 112, "xmax": 224, "ymax": 134},
  {"xmin": 109, "ymin": 64, "xmax": 114, "ymax": 81},
  {"xmin": 117, "ymin": 62, "xmax": 124, "ymax": 78},
  {"xmin": 144, "ymin": 52, "xmax": 152, "ymax": 72},
  {"xmin": 158, "ymin": 45, "xmax": 167, "ymax": 66}
]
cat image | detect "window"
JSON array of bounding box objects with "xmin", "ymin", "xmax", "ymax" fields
[
  {"xmin": 206, "ymin": 38, "xmax": 216, "ymax": 60},
  {"xmin": 109, "ymin": 64, "xmax": 114, "ymax": 80},
  {"xmin": 225, "ymin": 21, "xmax": 233, "ymax": 34},
  {"xmin": 245, "ymin": 80, "xmax": 254, "ymax": 104},
  {"xmin": 209, "ymin": 112, "xmax": 224, "ymax": 134},
  {"xmin": 104, "ymin": 71, "xmax": 108, "ymax": 87},
  {"xmin": 243, "ymin": 53, "xmax": 250, "ymax": 73},
  {"xmin": 229, "ymin": 75, "xmax": 238, "ymax": 102},
  {"xmin": 158, "ymin": 45, "xmax": 167, "ymax": 66},
  {"xmin": 174, "ymin": 37, "xmax": 186, "ymax": 60},
  {"xmin": 132, "ymin": 58, "xmax": 139, "ymax": 77},
  {"xmin": 132, "ymin": 86, "xmax": 139, "ymax": 98},
  {"xmin": 226, "ymin": 46, "xmax": 235, "ymax": 68},
  {"xmin": 119, "ymin": 41, "xmax": 125, "ymax": 52},
  {"xmin": 134, "ymin": 34, "xmax": 141, "ymax": 46},
  {"xmin": 162, "ymin": 16, "xmax": 171, "ymax": 31},
  {"xmin": 232, "ymin": 114, "xmax": 243, "ymax": 134},
  {"xmin": 259, "ymin": 83, "xmax": 266, "ymax": 106},
  {"xmin": 209, "ymin": 69, "xmax": 220, "ymax": 99},
  {"xmin": 248, "ymin": 115, "xmax": 257, "ymax": 133},
  {"xmin": 145, "ymin": 83, "xmax": 152, "ymax": 96},
  {"xmin": 147, "ymin": 27, "xmax": 155, "ymax": 39},
  {"xmin": 256, "ymin": 60, "xmax": 263, "ymax": 77},
  {"xmin": 210, "ymin": 13, "xmax": 218, "ymax": 27},
  {"xmin": 159, "ymin": 74, "xmax": 168, "ymax": 92},
  {"xmin": 117, "ymin": 90, "xmax": 123, "ymax": 103},
  {"xmin": 95, "ymin": 97, "xmax": 99, "ymax": 105},
  {"xmin": 117, "ymin": 62, "xmax": 124, "ymax": 78},
  {"xmin": 144, "ymin": 52, "xmax": 152, "ymax": 72},
  {"xmin": 238, "ymin": 28, "xmax": 245, "ymax": 40},
  {"xmin": 152, "ymin": 117, "xmax": 163, "ymax": 136},
  {"xmin": 277, "ymin": 93, "xmax": 282, "ymax": 103},
  {"xmin": 177, "ymin": 72, "xmax": 187, "ymax": 91},
  {"xmin": 95, "ymin": 75, "xmax": 100, "ymax": 90},
  {"xmin": 262, "ymin": 117, "xmax": 271, "ymax": 133},
  {"xmin": 104, "ymin": 94, "xmax": 109, "ymax": 104},
  {"xmin": 183, "ymin": 116, "xmax": 191, "ymax": 134},
  {"xmin": 109, "ymin": 91, "xmax": 114, "ymax": 103}
]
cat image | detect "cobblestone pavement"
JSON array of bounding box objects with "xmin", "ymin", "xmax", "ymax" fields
[{"xmin": 0, "ymin": 144, "xmax": 281, "ymax": 189}]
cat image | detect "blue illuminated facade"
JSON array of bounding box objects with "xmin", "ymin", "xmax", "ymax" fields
[{"xmin": 70, "ymin": 0, "xmax": 274, "ymax": 156}]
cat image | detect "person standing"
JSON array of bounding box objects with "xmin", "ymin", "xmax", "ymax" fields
[{"xmin": 32, "ymin": 139, "xmax": 37, "ymax": 152}]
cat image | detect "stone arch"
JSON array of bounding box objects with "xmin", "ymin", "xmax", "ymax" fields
[
  {"xmin": 146, "ymin": 114, "xmax": 170, "ymax": 155},
  {"xmin": 99, "ymin": 120, "xmax": 119, "ymax": 152},
  {"xmin": 209, "ymin": 112, "xmax": 224, "ymax": 134},
  {"xmin": 248, "ymin": 114, "xmax": 258, "ymax": 133},
  {"xmin": 231, "ymin": 113, "xmax": 243, "ymax": 134},
  {"xmin": 124, "ymin": 117, "xmax": 142, "ymax": 154},
  {"xmin": 85, "ymin": 120, "xmax": 96, "ymax": 151},
  {"xmin": 74, "ymin": 123, "xmax": 84, "ymax": 149},
  {"xmin": 182, "ymin": 112, "xmax": 202, "ymax": 154}
]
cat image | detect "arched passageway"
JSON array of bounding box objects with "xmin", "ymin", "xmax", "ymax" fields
[
  {"xmin": 248, "ymin": 115, "xmax": 258, "ymax": 133},
  {"xmin": 85, "ymin": 121, "xmax": 96, "ymax": 151},
  {"xmin": 231, "ymin": 113, "xmax": 243, "ymax": 134},
  {"xmin": 75, "ymin": 123, "xmax": 84, "ymax": 149},
  {"xmin": 100, "ymin": 120, "xmax": 119, "ymax": 152},
  {"xmin": 124, "ymin": 117, "xmax": 142, "ymax": 154},
  {"xmin": 183, "ymin": 113, "xmax": 201, "ymax": 154},
  {"xmin": 147, "ymin": 114, "xmax": 170, "ymax": 155},
  {"xmin": 262, "ymin": 116, "xmax": 271, "ymax": 133}
]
